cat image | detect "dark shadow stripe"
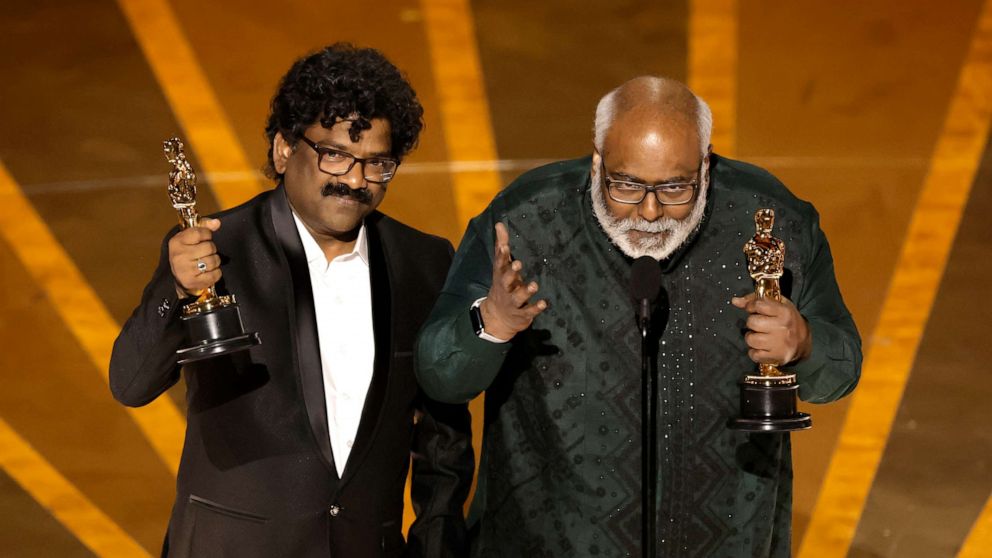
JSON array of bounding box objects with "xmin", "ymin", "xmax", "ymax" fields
[
  {"xmin": 851, "ymin": 136, "xmax": 992, "ymax": 557},
  {"xmin": 0, "ymin": 467, "xmax": 97, "ymax": 557}
]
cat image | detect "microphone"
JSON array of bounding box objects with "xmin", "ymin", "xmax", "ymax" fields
[
  {"xmin": 631, "ymin": 256, "xmax": 662, "ymax": 554},
  {"xmin": 630, "ymin": 256, "xmax": 662, "ymax": 337}
]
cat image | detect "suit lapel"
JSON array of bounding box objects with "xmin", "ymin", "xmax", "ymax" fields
[
  {"xmin": 268, "ymin": 186, "xmax": 339, "ymax": 480},
  {"xmin": 338, "ymin": 216, "xmax": 392, "ymax": 486}
]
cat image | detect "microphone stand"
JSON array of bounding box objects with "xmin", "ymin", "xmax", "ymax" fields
[{"xmin": 640, "ymin": 300, "xmax": 657, "ymax": 558}]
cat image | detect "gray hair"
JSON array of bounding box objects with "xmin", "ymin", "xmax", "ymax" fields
[{"xmin": 593, "ymin": 77, "xmax": 712, "ymax": 155}]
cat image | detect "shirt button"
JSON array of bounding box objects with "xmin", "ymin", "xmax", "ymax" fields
[
  {"xmin": 346, "ymin": 439, "xmax": 354, "ymax": 448},
  {"xmin": 329, "ymin": 505, "xmax": 341, "ymax": 517}
]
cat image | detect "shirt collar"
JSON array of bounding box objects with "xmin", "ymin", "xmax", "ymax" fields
[{"xmin": 291, "ymin": 211, "xmax": 369, "ymax": 268}]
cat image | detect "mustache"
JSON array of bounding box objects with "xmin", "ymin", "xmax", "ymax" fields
[
  {"xmin": 321, "ymin": 182, "xmax": 373, "ymax": 204},
  {"xmin": 616, "ymin": 218, "xmax": 679, "ymax": 234}
]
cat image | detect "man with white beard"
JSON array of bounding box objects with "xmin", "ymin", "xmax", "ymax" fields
[{"xmin": 416, "ymin": 76, "xmax": 861, "ymax": 557}]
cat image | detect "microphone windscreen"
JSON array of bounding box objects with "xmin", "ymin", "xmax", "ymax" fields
[{"xmin": 630, "ymin": 256, "xmax": 662, "ymax": 302}]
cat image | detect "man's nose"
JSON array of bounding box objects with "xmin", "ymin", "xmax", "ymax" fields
[
  {"xmin": 339, "ymin": 161, "xmax": 368, "ymax": 189},
  {"xmin": 638, "ymin": 192, "xmax": 664, "ymax": 222}
]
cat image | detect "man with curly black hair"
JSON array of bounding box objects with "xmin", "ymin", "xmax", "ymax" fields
[{"xmin": 111, "ymin": 43, "xmax": 473, "ymax": 558}]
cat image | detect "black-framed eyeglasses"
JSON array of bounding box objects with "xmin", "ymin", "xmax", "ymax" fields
[
  {"xmin": 601, "ymin": 159, "xmax": 702, "ymax": 205},
  {"xmin": 299, "ymin": 136, "xmax": 399, "ymax": 184}
]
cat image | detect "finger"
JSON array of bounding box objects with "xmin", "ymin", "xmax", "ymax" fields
[
  {"xmin": 731, "ymin": 293, "xmax": 755, "ymax": 308},
  {"xmin": 500, "ymin": 266, "xmax": 524, "ymax": 291},
  {"xmin": 492, "ymin": 244, "xmax": 513, "ymax": 280},
  {"xmin": 188, "ymin": 242, "xmax": 219, "ymax": 261},
  {"xmin": 492, "ymin": 247, "xmax": 510, "ymax": 286},
  {"xmin": 194, "ymin": 254, "xmax": 222, "ymax": 274},
  {"xmin": 197, "ymin": 217, "xmax": 221, "ymax": 231},
  {"xmin": 494, "ymin": 221, "xmax": 509, "ymax": 247},
  {"xmin": 179, "ymin": 268, "xmax": 221, "ymax": 294},
  {"xmin": 509, "ymin": 281, "xmax": 539, "ymax": 307},
  {"xmin": 176, "ymin": 226, "xmax": 214, "ymax": 245},
  {"xmin": 745, "ymin": 313, "xmax": 777, "ymax": 333},
  {"xmin": 744, "ymin": 331, "xmax": 774, "ymax": 351},
  {"xmin": 493, "ymin": 223, "xmax": 512, "ymax": 266},
  {"xmin": 184, "ymin": 226, "xmax": 215, "ymax": 244},
  {"xmin": 523, "ymin": 299, "xmax": 548, "ymax": 317},
  {"xmin": 745, "ymin": 297, "xmax": 782, "ymax": 316},
  {"xmin": 499, "ymin": 260, "xmax": 525, "ymax": 291}
]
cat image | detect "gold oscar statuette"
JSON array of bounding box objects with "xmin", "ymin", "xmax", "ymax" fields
[
  {"xmin": 728, "ymin": 208, "xmax": 812, "ymax": 432},
  {"xmin": 164, "ymin": 137, "xmax": 260, "ymax": 364}
]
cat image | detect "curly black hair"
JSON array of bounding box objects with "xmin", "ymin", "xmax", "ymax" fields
[{"xmin": 264, "ymin": 43, "xmax": 424, "ymax": 179}]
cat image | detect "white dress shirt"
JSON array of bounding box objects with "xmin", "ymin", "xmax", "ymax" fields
[{"xmin": 293, "ymin": 213, "xmax": 375, "ymax": 478}]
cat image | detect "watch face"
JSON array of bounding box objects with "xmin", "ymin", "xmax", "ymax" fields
[{"xmin": 470, "ymin": 303, "xmax": 485, "ymax": 336}]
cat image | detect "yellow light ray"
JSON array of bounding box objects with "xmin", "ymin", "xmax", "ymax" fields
[
  {"xmin": 418, "ymin": 0, "xmax": 496, "ymax": 531},
  {"xmin": 116, "ymin": 0, "xmax": 265, "ymax": 209},
  {"xmin": 420, "ymin": 0, "xmax": 503, "ymax": 234},
  {"xmin": 959, "ymin": 492, "xmax": 992, "ymax": 558},
  {"xmin": 798, "ymin": 1, "xmax": 992, "ymax": 555},
  {"xmin": 0, "ymin": 160, "xmax": 184, "ymax": 475},
  {"xmin": 0, "ymin": 416, "xmax": 151, "ymax": 557},
  {"xmin": 689, "ymin": 0, "xmax": 738, "ymax": 157}
]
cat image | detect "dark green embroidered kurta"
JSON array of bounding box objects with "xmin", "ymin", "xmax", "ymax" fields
[{"xmin": 415, "ymin": 155, "xmax": 861, "ymax": 557}]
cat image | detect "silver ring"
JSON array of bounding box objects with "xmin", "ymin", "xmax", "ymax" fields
[{"xmin": 196, "ymin": 260, "xmax": 208, "ymax": 273}]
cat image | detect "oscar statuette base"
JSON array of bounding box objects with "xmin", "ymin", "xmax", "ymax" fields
[
  {"xmin": 728, "ymin": 379, "xmax": 812, "ymax": 433},
  {"xmin": 176, "ymin": 303, "xmax": 261, "ymax": 365}
]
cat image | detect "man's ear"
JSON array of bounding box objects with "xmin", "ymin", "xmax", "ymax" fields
[
  {"xmin": 591, "ymin": 147, "xmax": 601, "ymax": 177},
  {"xmin": 272, "ymin": 132, "xmax": 294, "ymax": 175}
]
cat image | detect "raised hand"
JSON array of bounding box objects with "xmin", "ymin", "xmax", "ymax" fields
[
  {"xmin": 481, "ymin": 222, "xmax": 548, "ymax": 340},
  {"xmin": 168, "ymin": 217, "xmax": 222, "ymax": 298},
  {"xmin": 731, "ymin": 292, "xmax": 811, "ymax": 366}
]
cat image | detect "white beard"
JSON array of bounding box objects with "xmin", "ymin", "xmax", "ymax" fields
[{"xmin": 589, "ymin": 163, "xmax": 709, "ymax": 261}]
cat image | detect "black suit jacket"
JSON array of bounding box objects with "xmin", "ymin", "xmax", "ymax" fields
[{"xmin": 110, "ymin": 186, "xmax": 473, "ymax": 558}]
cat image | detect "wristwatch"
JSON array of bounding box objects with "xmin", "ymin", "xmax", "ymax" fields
[
  {"xmin": 470, "ymin": 298, "xmax": 509, "ymax": 343},
  {"xmin": 470, "ymin": 298, "xmax": 486, "ymax": 336}
]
